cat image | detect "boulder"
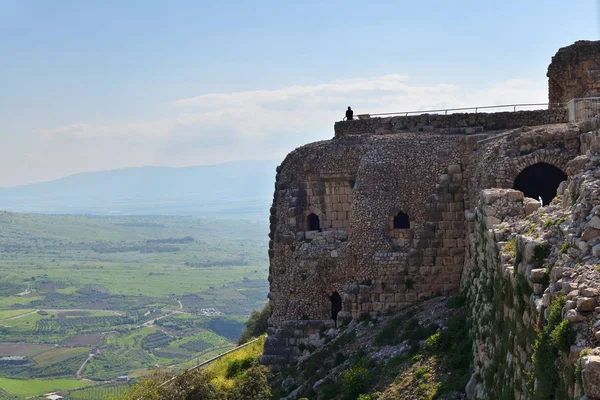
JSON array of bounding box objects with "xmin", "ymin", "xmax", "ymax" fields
[
  {"xmin": 524, "ymin": 197, "xmax": 541, "ymax": 216},
  {"xmin": 566, "ymin": 309, "xmax": 586, "ymax": 323},
  {"xmin": 578, "ymin": 297, "xmax": 598, "ymax": 312},
  {"xmin": 465, "ymin": 372, "xmax": 478, "ymax": 400},
  {"xmin": 591, "ymin": 216, "xmax": 600, "ymax": 230},
  {"xmin": 529, "ymin": 268, "xmax": 547, "ymax": 283},
  {"xmin": 582, "ymin": 356, "xmax": 600, "ymax": 398}
]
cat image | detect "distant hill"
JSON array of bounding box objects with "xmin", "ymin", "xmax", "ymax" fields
[{"xmin": 0, "ymin": 160, "xmax": 279, "ymax": 219}]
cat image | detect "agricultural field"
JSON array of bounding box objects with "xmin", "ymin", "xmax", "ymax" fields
[{"xmin": 0, "ymin": 212, "xmax": 268, "ymax": 398}]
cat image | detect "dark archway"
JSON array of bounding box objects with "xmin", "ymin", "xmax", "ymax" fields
[
  {"xmin": 513, "ymin": 162, "xmax": 567, "ymax": 205},
  {"xmin": 393, "ymin": 211, "xmax": 410, "ymax": 229},
  {"xmin": 307, "ymin": 213, "xmax": 321, "ymax": 231}
]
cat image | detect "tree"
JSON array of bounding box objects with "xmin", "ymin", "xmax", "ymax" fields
[{"xmin": 237, "ymin": 303, "xmax": 270, "ymax": 345}]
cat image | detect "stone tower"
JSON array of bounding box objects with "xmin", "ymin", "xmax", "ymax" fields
[{"xmin": 548, "ymin": 40, "xmax": 600, "ymax": 106}]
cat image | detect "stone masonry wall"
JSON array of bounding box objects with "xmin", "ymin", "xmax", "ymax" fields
[
  {"xmin": 334, "ymin": 108, "xmax": 568, "ymax": 138},
  {"xmin": 548, "ymin": 40, "xmax": 600, "ymax": 106}
]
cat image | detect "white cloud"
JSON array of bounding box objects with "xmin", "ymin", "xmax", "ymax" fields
[{"xmin": 2, "ymin": 74, "xmax": 547, "ymax": 187}]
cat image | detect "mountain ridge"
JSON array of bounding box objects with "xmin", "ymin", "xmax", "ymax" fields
[{"xmin": 0, "ymin": 160, "xmax": 279, "ymax": 218}]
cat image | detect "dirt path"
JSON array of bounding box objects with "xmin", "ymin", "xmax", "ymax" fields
[
  {"xmin": 76, "ymin": 352, "xmax": 96, "ymax": 379},
  {"xmin": 4, "ymin": 310, "xmax": 38, "ymax": 320},
  {"xmin": 3, "ymin": 308, "xmax": 123, "ymax": 321}
]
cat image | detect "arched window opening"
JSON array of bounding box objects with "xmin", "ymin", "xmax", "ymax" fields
[
  {"xmin": 307, "ymin": 213, "xmax": 321, "ymax": 231},
  {"xmin": 393, "ymin": 211, "xmax": 410, "ymax": 229},
  {"xmin": 513, "ymin": 162, "xmax": 567, "ymax": 206}
]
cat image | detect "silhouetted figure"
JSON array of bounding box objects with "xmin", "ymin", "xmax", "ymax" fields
[
  {"xmin": 330, "ymin": 288, "xmax": 342, "ymax": 327},
  {"xmin": 345, "ymin": 106, "xmax": 353, "ymax": 121}
]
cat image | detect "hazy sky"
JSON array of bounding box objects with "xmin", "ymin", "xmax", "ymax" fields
[{"xmin": 1, "ymin": 0, "xmax": 599, "ymax": 187}]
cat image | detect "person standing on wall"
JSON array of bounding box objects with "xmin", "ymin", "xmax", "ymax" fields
[
  {"xmin": 345, "ymin": 106, "xmax": 353, "ymax": 121},
  {"xmin": 330, "ymin": 287, "xmax": 342, "ymax": 327}
]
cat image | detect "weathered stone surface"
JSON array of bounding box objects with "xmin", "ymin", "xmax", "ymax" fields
[
  {"xmin": 582, "ymin": 356, "xmax": 600, "ymax": 399},
  {"xmin": 578, "ymin": 297, "xmax": 598, "ymax": 312},
  {"xmin": 529, "ymin": 268, "xmax": 547, "ymax": 283},
  {"xmin": 566, "ymin": 309, "xmax": 587, "ymax": 323}
]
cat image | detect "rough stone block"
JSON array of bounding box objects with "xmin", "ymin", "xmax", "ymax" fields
[
  {"xmin": 582, "ymin": 356, "xmax": 600, "ymax": 399},
  {"xmin": 578, "ymin": 297, "xmax": 598, "ymax": 312}
]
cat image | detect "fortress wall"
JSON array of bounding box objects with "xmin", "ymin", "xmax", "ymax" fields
[
  {"xmin": 264, "ymin": 122, "xmax": 581, "ymax": 367},
  {"xmin": 548, "ymin": 40, "xmax": 600, "ymax": 106},
  {"xmin": 267, "ymin": 133, "xmax": 478, "ymax": 327},
  {"xmin": 334, "ymin": 108, "xmax": 568, "ymax": 138}
]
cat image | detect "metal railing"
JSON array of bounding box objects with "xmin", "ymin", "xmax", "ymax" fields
[
  {"xmin": 567, "ymin": 97, "xmax": 600, "ymax": 122},
  {"xmin": 150, "ymin": 335, "xmax": 265, "ymax": 393},
  {"xmin": 364, "ymin": 102, "xmax": 566, "ymax": 118}
]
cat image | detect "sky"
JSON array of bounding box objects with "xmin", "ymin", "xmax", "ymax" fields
[{"xmin": 1, "ymin": 0, "xmax": 599, "ymax": 187}]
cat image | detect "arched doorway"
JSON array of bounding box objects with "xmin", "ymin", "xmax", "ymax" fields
[
  {"xmin": 513, "ymin": 162, "xmax": 567, "ymax": 205},
  {"xmin": 393, "ymin": 211, "xmax": 410, "ymax": 229},
  {"xmin": 307, "ymin": 213, "xmax": 321, "ymax": 231}
]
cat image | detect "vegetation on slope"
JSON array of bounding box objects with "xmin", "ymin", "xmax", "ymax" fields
[
  {"xmin": 116, "ymin": 337, "xmax": 270, "ymax": 400},
  {"xmin": 270, "ymin": 296, "xmax": 472, "ymax": 400}
]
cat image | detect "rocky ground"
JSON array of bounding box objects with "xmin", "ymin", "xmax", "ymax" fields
[{"xmin": 269, "ymin": 296, "xmax": 471, "ymax": 400}]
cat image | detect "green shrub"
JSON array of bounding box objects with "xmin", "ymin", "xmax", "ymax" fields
[
  {"xmin": 559, "ymin": 240, "xmax": 571, "ymax": 255},
  {"xmin": 357, "ymin": 393, "xmax": 380, "ymax": 400},
  {"xmin": 238, "ymin": 303, "xmax": 271, "ymax": 345},
  {"xmin": 504, "ymin": 238, "xmax": 516, "ymax": 255},
  {"xmin": 533, "ymin": 243, "xmax": 551, "ymax": 268},
  {"xmin": 414, "ymin": 366, "xmax": 431, "ymax": 380},
  {"xmin": 530, "ymin": 294, "xmax": 571, "ymax": 399},
  {"xmin": 334, "ymin": 352, "xmax": 347, "ymax": 367},
  {"xmin": 423, "ymin": 332, "xmax": 441, "ymax": 353},
  {"xmin": 230, "ymin": 365, "xmax": 271, "ymax": 400},
  {"xmin": 515, "ymin": 247, "xmax": 523, "ymax": 267},
  {"xmin": 358, "ymin": 313, "xmax": 372, "ymax": 323},
  {"xmin": 226, "ymin": 356, "xmax": 257, "ymax": 378},
  {"xmin": 550, "ymin": 320, "xmax": 576, "ymax": 353},
  {"xmin": 342, "ymin": 363, "xmax": 373, "ymax": 397},
  {"xmin": 448, "ymin": 294, "xmax": 466, "ymax": 309},
  {"xmin": 375, "ymin": 316, "xmax": 403, "ymax": 346}
]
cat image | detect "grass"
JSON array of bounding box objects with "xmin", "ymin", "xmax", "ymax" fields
[
  {"xmin": 0, "ymin": 309, "xmax": 34, "ymax": 320},
  {"xmin": 0, "ymin": 377, "xmax": 93, "ymax": 396}
]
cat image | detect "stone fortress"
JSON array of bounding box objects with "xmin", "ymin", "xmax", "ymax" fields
[{"xmin": 262, "ymin": 39, "xmax": 600, "ymax": 399}]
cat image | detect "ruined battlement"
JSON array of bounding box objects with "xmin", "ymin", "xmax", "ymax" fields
[
  {"xmin": 548, "ymin": 40, "xmax": 600, "ymax": 105},
  {"xmin": 334, "ymin": 108, "xmax": 568, "ymax": 138}
]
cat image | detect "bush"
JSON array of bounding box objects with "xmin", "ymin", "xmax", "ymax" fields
[
  {"xmin": 342, "ymin": 363, "xmax": 373, "ymax": 397},
  {"xmin": 238, "ymin": 303, "xmax": 270, "ymax": 345},
  {"xmin": 423, "ymin": 332, "xmax": 440, "ymax": 353},
  {"xmin": 225, "ymin": 356, "xmax": 257, "ymax": 378},
  {"xmin": 530, "ymin": 294, "xmax": 572, "ymax": 399},
  {"xmin": 230, "ymin": 365, "xmax": 271, "ymax": 400},
  {"xmin": 533, "ymin": 243, "xmax": 551, "ymax": 268},
  {"xmin": 358, "ymin": 393, "xmax": 380, "ymax": 400},
  {"xmin": 447, "ymin": 294, "xmax": 466, "ymax": 309},
  {"xmin": 551, "ymin": 320, "xmax": 576, "ymax": 352}
]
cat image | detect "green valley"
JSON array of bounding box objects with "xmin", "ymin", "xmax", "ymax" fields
[{"xmin": 0, "ymin": 211, "xmax": 268, "ymax": 398}]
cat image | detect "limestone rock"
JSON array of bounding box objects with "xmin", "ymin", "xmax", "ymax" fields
[
  {"xmin": 465, "ymin": 372, "xmax": 478, "ymax": 400},
  {"xmin": 524, "ymin": 197, "xmax": 541, "ymax": 216},
  {"xmin": 529, "ymin": 268, "xmax": 547, "ymax": 283},
  {"xmin": 590, "ymin": 216, "xmax": 600, "ymax": 230},
  {"xmin": 578, "ymin": 297, "xmax": 598, "ymax": 312},
  {"xmin": 593, "ymin": 244, "xmax": 600, "ymax": 258},
  {"xmin": 566, "ymin": 309, "xmax": 586, "ymax": 323},
  {"xmin": 582, "ymin": 356, "xmax": 600, "ymax": 398}
]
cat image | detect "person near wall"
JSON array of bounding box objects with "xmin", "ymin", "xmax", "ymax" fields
[
  {"xmin": 329, "ymin": 287, "xmax": 342, "ymax": 327},
  {"xmin": 345, "ymin": 106, "xmax": 354, "ymax": 121}
]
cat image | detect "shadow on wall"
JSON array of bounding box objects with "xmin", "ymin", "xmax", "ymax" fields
[{"xmin": 513, "ymin": 162, "xmax": 568, "ymax": 205}]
